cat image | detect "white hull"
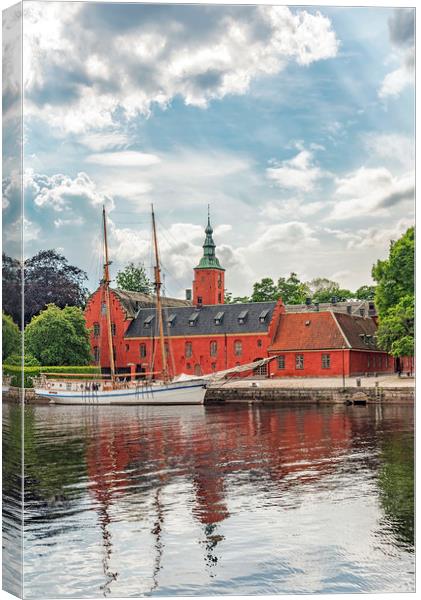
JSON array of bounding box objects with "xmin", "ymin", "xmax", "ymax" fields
[{"xmin": 34, "ymin": 380, "xmax": 207, "ymax": 405}]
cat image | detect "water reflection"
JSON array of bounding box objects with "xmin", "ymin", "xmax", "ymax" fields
[{"xmin": 2, "ymin": 401, "xmax": 414, "ymax": 596}]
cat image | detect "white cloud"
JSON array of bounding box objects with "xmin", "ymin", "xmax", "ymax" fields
[
  {"xmin": 86, "ymin": 151, "xmax": 161, "ymax": 167},
  {"xmin": 248, "ymin": 221, "xmax": 319, "ymax": 253},
  {"xmin": 79, "ymin": 131, "xmax": 131, "ymax": 152},
  {"xmin": 263, "ymin": 198, "xmax": 324, "ymax": 220},
  {"xmin": 4, "ymin": 217, "xmax": 40, "ymax": 243},
  {"xmin": 24, "ymin": 170, "xmax": 113, "ymax": 212},
  {"xmin": 328, "ymin": 166, "xmax": 414, "ymax": 221},
  {"xmin": 363, "ymin": 132, "xmax": 414, "ymax": 168},
  {"xmin": 379, "ymin": 9, "xmax": 414, "ymax": 99},
  {"xmin": 266, "ymin": 149, "xmax": 329, "ymax": 192},
  {"xmin": 326, "ymin": 218, "xmax": 413, "ymax": 251},
  {"xmin": 23, "ymin": 3, "xmax": 339, "ymax": 133}
]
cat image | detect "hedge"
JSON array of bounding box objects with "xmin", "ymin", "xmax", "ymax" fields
[{"xmin": 3, "ymin": 365, "xmax": 101, "ymax": 388}]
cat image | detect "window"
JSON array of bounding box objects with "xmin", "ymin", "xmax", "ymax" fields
[
  {"xmin": 322, "ymin": 353, "xmax": 331, "ymax": 369},
  {"xmin": 101, "ymin": 302, "xmax": 107, "ymax": 315},
  {"xmin": 93, "ymin": 346, "xmax": 100, "ymax": 361},
  {"xmin": 218, "ymin": 275, "xmax": 222, "ymax": 288},
  {"xmin": 111, "ymin": 322, "xmax": 116, "ymax": 336},
  {"xmin": 140, "ymin": 343, "xmax": 147, "ymax": 358},
  {"xmin": 214, "ymin": 311, "xmax": 224, "ymax": 325},
  {"xmin": 144, "ymin": 315, "xmax": 154, "ymax": 328},
  {"xmin": 367, "ymin": 356, "xmax": 371, "ymax": 368},
  {"xmin": 218, "ymin": 293, "xmax": 222, "ymax": 303},
  {"xmin": 234, "ymin": 340, "xmax": 242, "ymax": 356},
  {"xmin": 185, "ymin": 342, "xmax": 193, "ymax": 358},
  {"xmin": 346, "ymin": 305, "xmax": 352, "ymax": 315},
  {"xmin": 167, "ymin": 314, "xmax": 176, "ymax": 327},
  {"xmin": 295, "ymin": 354, "xmax": 304, "ymax": 370},
  {"xmin": 125, "ymin": 344, "xmax": 129, "ymax": 351},
  {"xmin": 210, "ymin": 341, "xmax": 217, "ymax": 356},
  {"xmin": 359, "ymin": 308, "xmax": 365, "ymax": 317},
  {"xmin": 189, "ymin": 312, "xmax": 199, "ymax": 326},
  {"xmin": 93, "ymin": 322, "xmax": 100, "ymax": 337},
  {"xmin": 197, "ymin": 296, "xmax": 203, "ymax": 305},
  {"xmin": 186, "ymin": 362, "xmax": 191, "ymax": 370},
  {"xmin": 257, "ymin": 339, "xmax": 262, "ymax": 347},
  {"xmin": 385, "ymin": 356, "xmax": 388, "ymax": 369},
  {"xmin": 259, "ymin": 309, "xmax": 270, "ymax": 323},
  {"xmin": 165, "ymin": 342, "xmax": 169, "ymax": 356},
  {"xmin": 211, "ymin": 362, "xmax": 217, "ymax": 370},
  {"xmin": 238, "ymin": 310, "xmax": 248, "ymax": 324},
  {"xmin": 278, "ymin": 355, "xmax": 285, "ymax": 370}
]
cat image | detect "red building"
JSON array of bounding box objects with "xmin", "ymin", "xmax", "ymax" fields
[{"xmin": 85, "ymin": 213, "xmax": 394, "ymax": 379}]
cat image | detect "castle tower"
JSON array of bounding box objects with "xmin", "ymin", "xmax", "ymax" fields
[{"xmin": 192, "ymin": 209, "xmax": 225, "ymax": 306}]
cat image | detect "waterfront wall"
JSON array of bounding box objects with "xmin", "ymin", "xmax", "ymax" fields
[{"xmin": 204, "ymin": 386, "xmax": 414, "ymax": 405}]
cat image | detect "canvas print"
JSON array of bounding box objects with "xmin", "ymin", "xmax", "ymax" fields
[{"xmin": 2, "ymin": 1, "xmax": 414, "ymax": 598}]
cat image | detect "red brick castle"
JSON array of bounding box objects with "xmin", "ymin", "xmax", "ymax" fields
[{"xmin": 85, "ymin": 213, "xmax": 393, "ymax": 379}]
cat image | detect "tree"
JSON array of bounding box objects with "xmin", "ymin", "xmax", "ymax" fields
[
  {"xmin": 225, "ymin": 292, "xmax": 250, "ymax": 304},
  {"xmin": 251, "ymin": 277, "xmax": 279, "ymax": 302},
  {"xmin": 376, "ymin": 295, "xmax": 414, "ymax": 358},
  {"xmin": 307, "ymin": 277, "xmax": 353, "ymax": 303},
  {"xmin": 2, "ymin": 312, "xmax": 21, "ymax": 360},
  {"xmin": 115, "ymin": 262, "xmax": 153, "ymax": 294},
  {"xmin": 2, "ymin": 253, "xmax": 21, "ymax": 326},
  {"xmin": 372, "ymin": 227, "xmax": 414, "ymax": 318},
  {"xmin": 355, "ymin": 285, "xmax": 376, "ymax": 300},
  {"xmin": 23, "ymin": 250, "xmax": 89, "ymax": 325},
  {"xmin": 277, "ymin": 273, "xmax": 310, "ymax": 304},
  {"xmin": 25, "ymin": 304, "xmax": 92, "ymax": 366}
]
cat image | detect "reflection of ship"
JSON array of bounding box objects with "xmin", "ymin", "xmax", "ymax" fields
[{"xmin": 34, "ymin": 207, "xmax": 270, "ymax": 405}]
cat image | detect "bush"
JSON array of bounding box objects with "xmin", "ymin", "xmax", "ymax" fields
[
  {"xmin": 2, "ymin": 365, "xmax": 101, "ymax": 388},
  {"xmin": 6, "ymin": 353, "xmax": 41, "ymax": 366},
  {"xmin": 2, "ymin": 312, "xmax": 21, "ymax": 360}
]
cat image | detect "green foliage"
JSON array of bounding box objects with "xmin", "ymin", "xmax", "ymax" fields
[
  {"xmin": 372, "ymin": 227, "xmax": 414, "ymax": 318},
  {"xmin": 376, "ymin": 295, "xmax": 414, "ymax": 357},
  {"xmin": 372, "ymin": 228, "xmax": 414, "ymax": 357},
  {"xmin": 2, "ymin": 365, "xmax": 101, "ymax": 388},
  {"xmin": 25, "ymin": 304, "xmax": 92, "ymax": 366},
  {"xmin": 6, "ymin": 353, "xmax": 40, "ymax": 366},
  {"xmin": 277, "ymin": 272, "xmax": 310, "ymax": 304},
  {"xmin": 355, "ymin": 285, "xmax": 376, "ymax": 300},
  {"xmin": 2, "ymin": 312, "xmax": 21, "ymax": 360},
  {"xmin": 251, "ymin": 277, "xmax": 279, "ymax": 302},
  {"xmin": 116, "ymin": 262, "xmax": 153, "ymax": 294},
  {"xmin": 306, "ymin": 277, "xmax": 353, "ymax": 303},
  {"xmin": 225, "ymin": 292, "xmax": 251, "ymax": 304}
]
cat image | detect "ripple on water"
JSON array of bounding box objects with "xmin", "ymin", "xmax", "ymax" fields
[{"xmin": 1, "ymin": 402, "xmax": 413, "ymax": 597}]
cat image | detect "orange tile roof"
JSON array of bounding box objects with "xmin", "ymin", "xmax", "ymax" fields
[{"xmin": 269, "ymin": 311, "xmax": 378, "ymax": 352}]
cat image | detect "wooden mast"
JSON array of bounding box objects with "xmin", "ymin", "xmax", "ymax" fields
[
  {"xmin": 151, "ymin": 205, "xmax": 169, "ymax": 382},
  {"xmin": 102, "ymin": 206, "xmax": 115, "ymax": 379}
]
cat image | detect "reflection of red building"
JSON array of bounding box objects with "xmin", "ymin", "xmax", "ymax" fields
[{"xmin": 85, "ymin": 214, "xmax": 395, "ymax": 379}]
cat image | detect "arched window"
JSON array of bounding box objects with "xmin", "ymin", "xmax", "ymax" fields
[
  {"xmin": 93, "ymin": 346, "xmax": 100, "ymax": 361},
  {"xmin": 234, "ymin": 340, "xmax": 242, "ymax": 356},
  {"xmin": 210, "ymin": 341, "xmax": 217, "ymax": 356},
  {"xmin": 140, "ymin": 343, "xmax": 147, "ymax": 358},
  {"xmin": 111, "ymin": 322, "xmax": 116, "ymax": 336},
  {"xmin": 93, "ymin": 322, "xmax": 100, "ymax": 337}
]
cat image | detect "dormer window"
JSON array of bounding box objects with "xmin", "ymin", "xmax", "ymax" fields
[
  {"xmin": 238, "ymin": 310, "xmax": 248, "ymax": 324},
  {"xmin": 189, "ymin": 312, "xmax": 199, "ymax": 326},
  {"xmin": 359, "ymin": 308, "xmax": 365, "ymax": 317},
  {"xmin": 168, "ymin": 314, "xmax": 176, "ymax": 328},
  {"xmin": 144, "ymin": 314, "xmax": 154, "ymax": 328},
  {"xmin": 259, "ymin": 309, "xmax": 270, "ymax": 323},
  {"xmin": 214, "ymin": 311, "xmax": 224, "ymax": 325}
]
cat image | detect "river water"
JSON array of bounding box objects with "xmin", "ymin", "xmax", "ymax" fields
[{"xmin": 2, "ymin": 402, "xmax": 414, "ymax": 597}]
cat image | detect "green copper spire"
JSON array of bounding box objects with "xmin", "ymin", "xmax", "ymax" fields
[{"xmin": 195, "ymin": 206, "xmax": 225, "ymax": 271}]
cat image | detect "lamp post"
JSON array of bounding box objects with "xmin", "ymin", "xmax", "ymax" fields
[{"xmin": 342, "ymin": 346, "xmax": 346, "ymax": 389}]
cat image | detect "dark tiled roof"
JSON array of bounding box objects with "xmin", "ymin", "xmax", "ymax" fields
[
  {"xmin": 269, "ymin": 310, "xmax": 379, "ymax": 352},
  {"xmin": 112, "ymin": 288, "xmax": 191, "ymax": 319},
  {"xmin": 334, "ymin": 312, "xmax": 378, "ymax": 350},
  {"xmin": 125, "ymin": 301, "xmax": 277, "ymax": 338},
  {"xmin": 285, "ymin": 300, "xmax": 376, "ymax": 317}
]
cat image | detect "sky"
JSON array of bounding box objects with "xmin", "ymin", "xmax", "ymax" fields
[{"xmin": 2, "ymin": 1, "xmax": 415, "ymax": 298}]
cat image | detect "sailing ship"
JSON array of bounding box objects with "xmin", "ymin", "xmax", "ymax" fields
[{"xmin": 33, "ymin": 206, "xmax": 271, "ymax": 405}]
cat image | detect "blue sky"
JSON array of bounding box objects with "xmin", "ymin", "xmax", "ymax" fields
[{"xmin": 2, "ymin": 2, "xmax": 415, "ymax": 298}]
